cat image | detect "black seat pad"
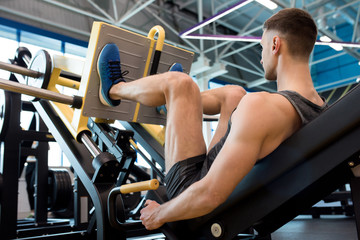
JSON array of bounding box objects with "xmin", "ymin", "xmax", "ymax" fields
[{"xmin": 161, "ymin": 84, "xmax": 360, "ymax": 239}]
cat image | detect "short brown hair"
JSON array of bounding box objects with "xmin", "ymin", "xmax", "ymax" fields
[{"xmin": 263, "ymin": 8, "xmax": 317, "ymax": 59}]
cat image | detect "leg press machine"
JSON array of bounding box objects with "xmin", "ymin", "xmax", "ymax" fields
[{"xmin": 0, "ymin": 21, "xmax": 359, "ymax": 240}]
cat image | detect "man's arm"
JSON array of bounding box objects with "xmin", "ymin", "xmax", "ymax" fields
[{"xmin": 140, "ymin": 93, "xmax": 300, "ymax": 230}]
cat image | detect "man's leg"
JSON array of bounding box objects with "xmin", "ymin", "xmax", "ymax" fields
[
  {"xmin": 109, "ymin": 72, "xmax": 207, "ymax": 171},
  {"xmin": 201, "ymin": 85, "xmax": 246, "ymax": 151}
]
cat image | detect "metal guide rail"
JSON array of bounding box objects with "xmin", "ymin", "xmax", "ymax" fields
[{"xmin": 0, "ymin": 22, "xmax": 193, "ymax": 240}]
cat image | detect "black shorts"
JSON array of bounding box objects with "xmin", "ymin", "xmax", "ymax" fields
[{"xmin": 165, "ymin": 154, "xmax": 208, "ymax": 200}]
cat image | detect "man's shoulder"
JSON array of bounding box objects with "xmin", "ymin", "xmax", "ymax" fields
[
  {"xmin": 240, "ymin": 91, "xmax": 288, "ymax": 109},
  {"xmin": 236, "ymin": 91, "xmax": 300, "ymax": 125}
]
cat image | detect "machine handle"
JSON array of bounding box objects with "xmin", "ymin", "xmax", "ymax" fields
[
  {"xmin": 147, "ymin": 25, "xmax": 165, "ymax": 75},
  {"xmin": 147, "ymin": 25, "xmax": 165, "ymax": 52},
  {"xmin": 120, "ymin": 179, "xmax": 159, "ymax": 194},
  {"xmin": 107, "ymin": 179, "xmax": 159, "ymax": 230}
]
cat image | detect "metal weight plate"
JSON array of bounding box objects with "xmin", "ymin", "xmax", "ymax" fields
[
  {"xmin": 15, "ymin": 47, "xmax": 32, "ymax": 67},
  {"xmin": 0, "ymin": 89, "xmax": 11, "ymax": 141},
  {"xmin": 25, "ymin": 50, "xmax": 52, "ymax": 101},
  {"xmin": 48, "ymin": 169, "xmax": 72, "ymax": 212}
]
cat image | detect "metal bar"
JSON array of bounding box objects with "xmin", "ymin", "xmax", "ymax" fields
[
  {"xmin": 57, "ymin": 76, "xmax": 80, "ymax": 89},
  {"xmin": 340, "ymin": 84, "xmax": 353, "ymax": 99},
  {"xmin": 0, "ymin": 6, "xmax": 90, "ymax": 37},
  {"xmin": 326, "ymin": 88, "xmax": 337, "ymax": 103},
  {"xmin": 215, "ymin": 0, "xmax": 240, "ymax": 13},
  {"xmin": 112, "ymin": 0, "xmax": 118, "ymax": 21},
  {"xmin": 0, "ymin": 77, "xmax": 76, "ymax": 106},
  {"xmin": 22, "ymin": 55, "xmax": 32, "ymax": 66},
  {"xmin": 32, "ymin": 100, "xmax": 105, "ymax": 239},
  {"xmin": 219, "ymin": 74, "xmax": 248, "ymax": 85},
  {"xmin": 235, "ymin": 51, "xmax": 264, "ymax": 73},
  {"xmin": 221, "ymin": 3, "xmax": 257, "ymax": 23},
  {"xmin": 211, "ymin": 0, "xmax": 219, "ymax": 60},
  {"xmin": 350, "ymin": 177, "xmax": 360, "ymax": 240},
  {"xmin": 0, "ymin": 61, "xmax": 41, "ymax": 78},
  {"xmin": 81, "ymin": 133, "xmax": 101, "ymax": 157},
  {"xmin": 221, "ymin": 42, "xmax": 259, "ymax": 59},
  {"xmin": 352, "ymin": 4, "xmax": 360, "ymax": 42},
  {"xmin": 116, "ymin": 0, "xmax": 155, "ymax": 25},
  {"xmin": 219, "ymin": 8, "xmax": 264, "ymax": 58},
  {"xmin": 305, "ymin": 0, "xmax": 332, "ymax": 9},
  {"xmin": 204, "ymin": 26, "xmax": 266, "ymax": 54},
  {"xmin": 290, "ymin": 0, "xmax": 296, "ymax": 7},
  {"xmin": 316, "ymin": 74, "xmax": 360, "ymax": 92},
  {"xmin": 178, "ymin": 0, "xmax": 197, "ymax": 9},
  {"xmin": 143, "ymin": 8, "xmax": 200, "ymax": 52},
  {"xmin": 204, "ymin": 41, "xmax": 229, "ymax": 54},
  {"xmin": 247, "ymin": 77, "xmax": 268, "ymax": 88},
  {"xmin": 198, "ymin": 0, "xmax": 204, "ymax": 54},
  {"xmin": 310, "ymin": 52, "xmax": 347, "ymax": 66},
  {"xmin": 180, "ymin": 0, "xmax": 255, "ymax": 37},
  {"xmin": 34, "ymin": 122, "xmax": 50, "ymax": 225},
  {"xmin": 221, "ymin": 60, "xmax": 264, "ymax": 77},
  {"xmin": 87, "ymin": 0, "xmax": 115, "ymax": 22},
  {"xmin": 129, "ymin": 139, "xmax": 165, "ymax": 180},
  {"xmin": 319, "ymin": 28, "xmax": 360, "ymax": 59},
  {"xmin": 313, "ymin": 0, "xmax": 360, "ymax": 20},
  {"xmin": 106, "ymin": 22, "xmax": 197, "ymax": 53},
  {"xmin": 149, "ymin": 3, "xmax": 202, "ymax": 28},
  {"xmin": 221, "ymin": 74, "xmax": 275, "ymax": 92},
  {"xmin": 271, "ymin": 0, "xmax": 288, "ymax": 8}
]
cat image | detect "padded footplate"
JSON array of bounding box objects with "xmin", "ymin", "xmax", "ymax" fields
[{"xmin": 78, "ymin": 22, "xmax": 194, "ymax": 125}]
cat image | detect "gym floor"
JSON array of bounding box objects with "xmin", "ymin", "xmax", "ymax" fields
[
  {"xmin": 129, "ymin": 216, "xmax": 357, "ymax": 239},
  {"xmin": 272, "ymin": 215, "xmax": 357, "ymax": 240}
]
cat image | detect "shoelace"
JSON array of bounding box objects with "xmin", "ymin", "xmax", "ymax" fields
[{"xmin": 108, "ymin": 60, "xmax": 129, "ymax": 81}]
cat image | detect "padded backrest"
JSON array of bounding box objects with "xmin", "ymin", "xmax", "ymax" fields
[{"xmin": 165, "ymin": 84, "xmax": 360, "ymax": 239}]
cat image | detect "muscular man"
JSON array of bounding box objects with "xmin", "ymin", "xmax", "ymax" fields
[{"xmin": 97, "ymin": 8, "xmax": 327, "ymax": 230}]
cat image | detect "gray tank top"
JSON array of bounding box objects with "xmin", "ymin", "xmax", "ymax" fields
[{"xmin": 203, "ymin": 90, "xmax": 328, "ymax": 171}]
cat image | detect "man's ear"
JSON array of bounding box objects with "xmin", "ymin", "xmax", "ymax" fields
[{"xmin": 272, "ymin": 36, "xmax": 281, "ymax": 54}]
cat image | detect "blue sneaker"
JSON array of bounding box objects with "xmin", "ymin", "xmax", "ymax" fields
[
  {"xmin": 156, "ymin": 63, "xmax": 183, "ymax": 115},
  {"xmin": 168, "ymin": 62, "xmax": 183, "ymax": 72},
  {"xmin": 97, "ymin": 43, "xmax": 127, "ymax": 107}
]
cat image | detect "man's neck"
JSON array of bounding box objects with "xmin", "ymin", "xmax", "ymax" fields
[
  {"xmin": 275, "ymin": 56, "xmax": 325, "ymax": 106},
  {"xmin": 276, "ymin": 57, "xmax": 313, "ymax": 93}
]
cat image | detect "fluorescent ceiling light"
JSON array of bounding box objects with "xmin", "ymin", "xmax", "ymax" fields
[
  {"xmin": 320, "ymin": 35, "xmax": 344, "ymax": 51},
  {"xmin": 179, "ymin": 0, "xmax": 360, "ymax": 50},
  {"xmin": 179, "ymin": 0, "xmax": 255, "ymax": 37},
  {"xmin": 328, "ymin": 43, "xmax": 343, "ymax": 51},
  {"xmin": 255, "ymin": 0, "xmax": 278, "ymax": 10},
  {"xmin": 320, "ymin": 35, "xmax": 332, "ymax": 42}
]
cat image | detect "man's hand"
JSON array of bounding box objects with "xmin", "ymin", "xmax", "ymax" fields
[{"xmin": 140, "ymin": 200, "xmax": 164, "ymax": 230}]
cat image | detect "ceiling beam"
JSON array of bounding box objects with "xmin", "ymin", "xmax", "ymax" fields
[
  {"xmin": 0, "ymin": 5, "xmax": 90, "ymax": 37},
  {"xmin": 42, "ymin": 0, "xmax": 111, "ymax": 22},
  {"xmin": 116, "ymin": 0, "xmax": 155, "ymax": 25},
  {"xmin": 143, "ymin": 7, "xmax": 200, "ymax": 53},
  {"xmin": 87, "ymin": 0, "xmax": 115, "ymax": 22},
  {"xmin": 222, "ymin": 60, "xmax": 263, "ymax": 77},
  {"xmin": 247, "ymin": 77, "xmax": 269, "ymax": 88}
]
